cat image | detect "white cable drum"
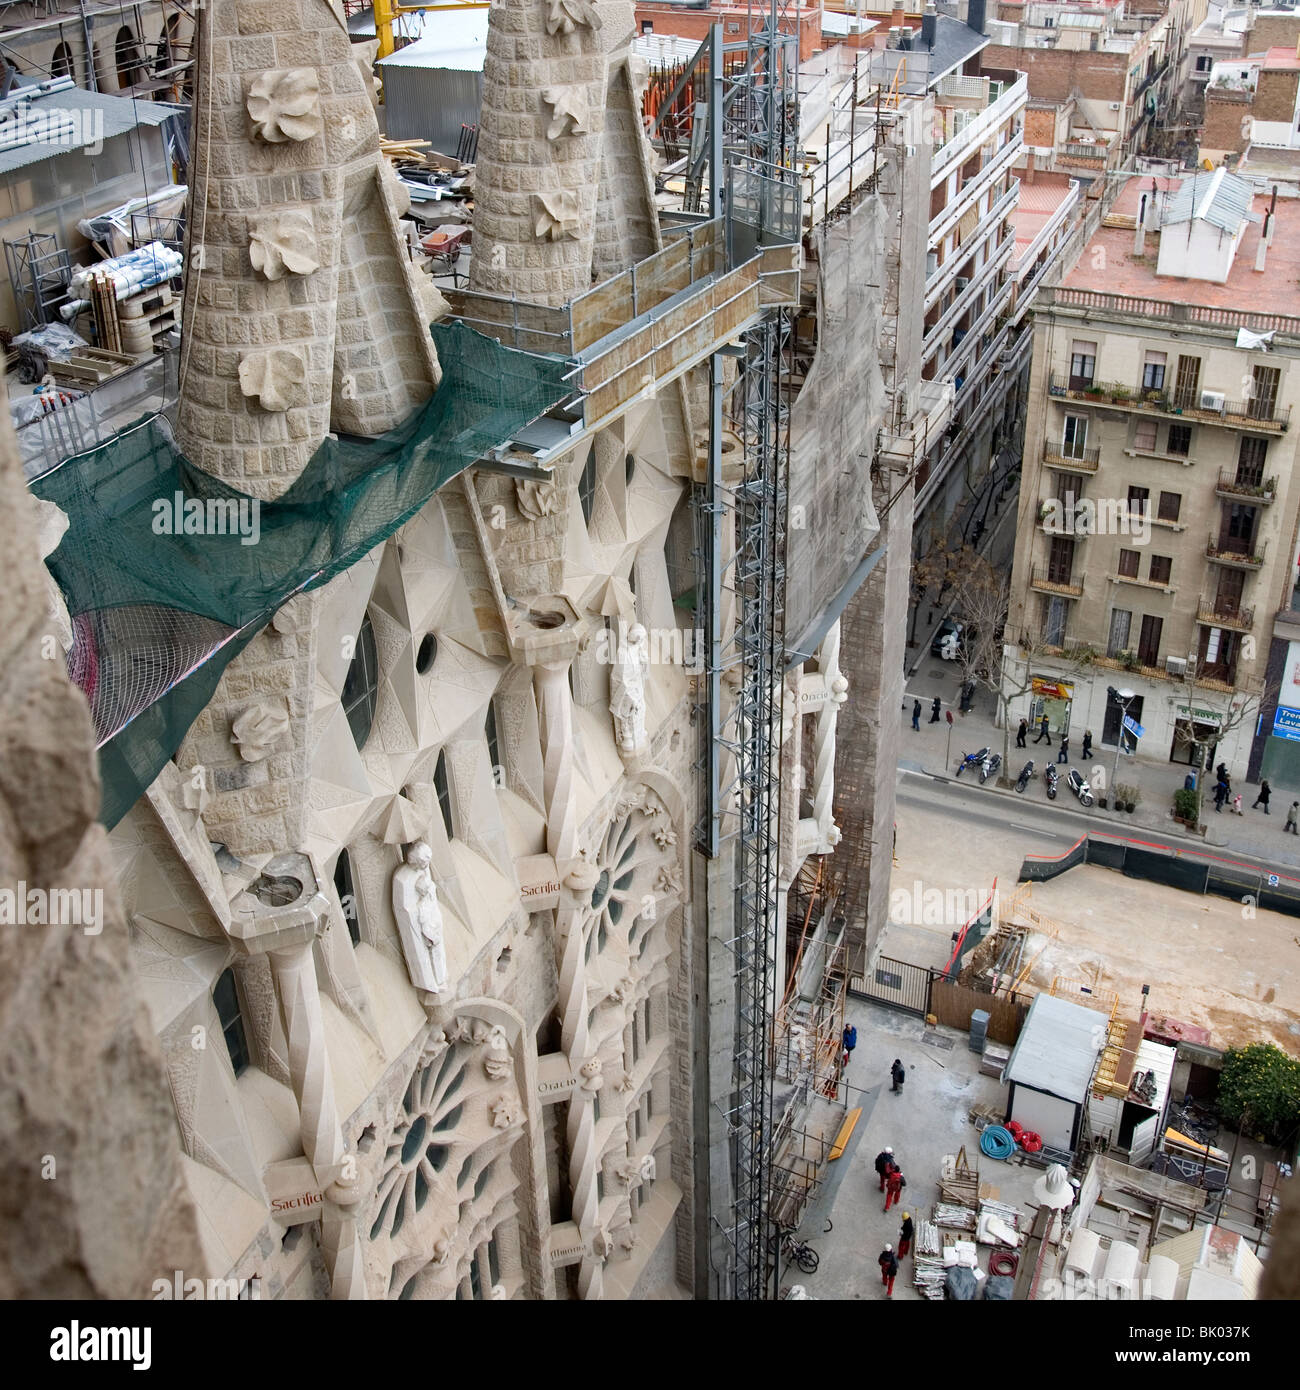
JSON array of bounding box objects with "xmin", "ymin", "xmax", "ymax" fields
[
  {"xmin": 1145, "ymin": 1254, "xmax": 1179, "ymax": 1301},
  {"xmin": 1102, "ymin": 1240, "xmax": 1140, "ymax": 1299},
  {"xmin": 1064, "ymin": 1226, "xmax": 1100, "ymax": 1277}
]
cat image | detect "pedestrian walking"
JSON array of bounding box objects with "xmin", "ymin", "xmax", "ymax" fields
[
  {"xmin": 891, "ymin": 1057, "xmax": 906, "ymax": 1094},
  {"xmin": 929, "ymin": 695, "xmax": 941, "ymax": 724},
  {"xmin": 1214, "ymin": 780, "xmax": 1228, "ymax": 813},
  {"xmin": 1033, "ymin": 714, "xmax": 1051, "ymax": 745},
  {"xmin": 1286, "ymin": 802, "xmax": 1299, "ymax": 835},
  {"xmin": 898, "ymin": 1212, "xmax": 914, "ymax": 1259},
  {"xmin": 1056, "ymin": 735, "xmax": 1069, "ymax": 765},
  {"xmin": 878, "ymin": 1244, "xmax": 899, "ymax": 1297},
  {"xmin": 1016, "ymin": 718, "xmax": 1028, "ymax": 749},
  {"xmin": 1082, "ymin": 730, "xmax": 1093, "ymax": 761},
  {"xmin": 884, "ymin": 1166, "xmax": 907, "ymax": 1212},
  {"xmin": 874, "ymin": 1146, "xmax": 895, "ymax": 1193},
  {"xmin": 842, "ymin": 1022, "xmax": 857, "ymax": 1068},
  {"xmin": 1253, "ymin": 779, "xmax": 1272, "ymax": 814},
  {"xmin": 1232, "ymin": 793, "xmax": 1243, "ymax": 816},
  {"xmin": 912, "ymin": 698, "xmax": 921, "ymax": 731}
]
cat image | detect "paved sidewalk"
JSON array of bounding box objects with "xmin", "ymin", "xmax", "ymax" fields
[{"xmin": 898, "ymin": 652, "xmax": 1300, "ymax": 872}]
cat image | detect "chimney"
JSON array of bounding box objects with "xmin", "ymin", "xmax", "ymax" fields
[
  {"xmin": 891, "ymin": 5, "xmax": 905, "ymax": 28},
  {"xmin": 922, "ymin": 3, "xmax": 938, "ymax": 49},
  {"xmin": 1135, "ymin": 195, "xmax": 1146, "ymax": 256},
  {"xmin": 968, "ymin": 0, "xmax": 987, "ymax": 36},
  {"xmin": 899, "ymin": 25, "xmax": 914, "ymax": 51},
  {"xmin": 1269, "ymin": 185, "xmax": 1279, "ymax": 243}
]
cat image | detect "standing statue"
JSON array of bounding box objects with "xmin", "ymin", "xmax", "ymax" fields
[
  {"xmin": 609, "ymin": 622, "xmax": 649, "ymax": 756},
  {"xmin": 391, "ymin": 841, "xmax": 448, "ymax": 994}
]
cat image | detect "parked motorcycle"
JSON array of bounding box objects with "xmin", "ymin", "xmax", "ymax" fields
[
  {"xmin": 1044, "ymin": 764, "xmax": 1059, "ymax": 800},
  {"xmin": 1015, "ymin": 760, "xmax": 1035, "ymax": 793},
  {"xmin": 1067, "ymin": 767, "xmax": 1094, "ymax": 807},
  {"xmin": 979, "ymin": 751, "xmax": 1001, "ymax": 784},
  {"xmin": 955, "ymin": 747, "xmax": 988, "ymax": 778}
]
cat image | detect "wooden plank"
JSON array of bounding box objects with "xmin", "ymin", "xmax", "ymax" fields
[{"xmin": 828, "ymin": 1107, "xmax": 861, "ymax": 1161}]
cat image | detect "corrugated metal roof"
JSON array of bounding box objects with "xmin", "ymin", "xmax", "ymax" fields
[
  {"xmin": 1162, "ymin": 168, "xmax": 1261, "ymax": 235},
  {"xmin": 0, "ymin": 82, "xmax": 181, "ymax": 177},
  {"xmin": 377, "ymin": 11, "xmax": 489, "ymax": 72},
  {"xmin": 1002, "ymin": 994, "xmax": 1104, "ymax": 1104}
]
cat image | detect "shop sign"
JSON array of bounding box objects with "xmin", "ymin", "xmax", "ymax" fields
[
  {"xmin": 1274, "ymin": 706, "xmax": 1300, "ymax": 742},
  {"xmin": 1031, "ymin": 677, "xmax": 1074, "ymax": 700},
  {"xmin": 1175, "ymin": 704, "xmax": 1223, "ymax": 727}
]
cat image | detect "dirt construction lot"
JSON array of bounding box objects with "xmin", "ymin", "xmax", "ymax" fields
[{"xmin": 891, "ymin": 787, "xmax": 1300, "ymax": 1054}]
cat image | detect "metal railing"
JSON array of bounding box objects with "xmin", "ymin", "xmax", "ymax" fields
[
  {"xmin": 1196, "ymin": 597, "xmax": 1255, "ymax": 631},
  {"xmin": 1206, "ymin": 534, "xmax": 1266, "ymax": 567},
  {"xmin": 930, "ymin": 72, "xmax": 1027, "ymax": 183},
  {"xmin": 1044, "ymin": 285, "xmax": 1300, "ymax": 339},
  {"xmin": 1047, "ymin": 375, "xmax": 1291, "ymax": 430},
  {"xmin": 1215, "ymin": 469, "xmax": 1277, "ymax": 501},
  {"xmin": 1044, "ymin": 444, "xmax": 1100, "ymax": 471},
  {"xmin": 1030, "ymin": 566, "xmax": 1084, "ymax": 597}
]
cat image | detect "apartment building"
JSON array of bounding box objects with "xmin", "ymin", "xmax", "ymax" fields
[
  {"xmin": 1005, "ymin": 169, "xmax": 1300, "ymax": 779},
  {"xmin": 985, "ymin": 0, "xmax": 1203, "ymax": 174}
]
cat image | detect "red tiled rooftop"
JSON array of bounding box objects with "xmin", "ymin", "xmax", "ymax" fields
[
  {"xmin": 1010, "ymin": 171, "xmax": 1076, "ymax": 266},
  {"xmin": 1060, "ymin": 175, "xmax": 1300, "ymax": 315},
  {"xmin": 1264, "ymin": 45, "xmax": 1300, "ymax": 70}
]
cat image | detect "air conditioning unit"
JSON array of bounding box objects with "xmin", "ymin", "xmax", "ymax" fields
[
  {"xmin": 1109, "ymin": 102, "xmax": 1122, "ymax": 111},
  {"xmin": 1165, "ymin": 655, "xmax": 1188, "ymax": 677},
  {"xmin": 956, "ymin": 276, "xmax": 971, "ymax": 290},
  {"xmin": 1200, "ymin": 389, "xmax": 1226, "ymax": 411}
]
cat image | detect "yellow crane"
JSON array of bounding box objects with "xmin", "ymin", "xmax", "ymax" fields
[{"xmin": 373, "ymin": 0, "xmax": 493, "ymax": 60}]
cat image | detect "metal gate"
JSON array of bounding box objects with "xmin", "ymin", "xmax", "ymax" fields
[{"xmin": 848, "ymin": 955, "xmax": 932, "ymax": 1016}]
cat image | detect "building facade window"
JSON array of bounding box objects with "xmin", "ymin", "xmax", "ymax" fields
[
  {"xmin": 416, "ymin": 632, "xmax": 438, "ymax": 674},
  {"xmin": 1249, "ymin": 365, "xmax": 1280, "ymax": 420},
  {"xmin": 1127, "ymin": 486, "xmax": 1150, "ymax": 517},
  {"xmin": 342, "ymin": 611, "xmax": 379, "ymax": 750},
  {"xmin": 1149, "ymin": 555, "xmax": 1172, "ymax": 585},
  {"xmin": 578, "ymin": 445, "xmax": 597, "ymax": 524},
  {"xmin": 1047, "ymin": 536, "xmax": 1075, "ymax": 586},
  {"xmin": 1042, "ymin": 595, "xmax": 1068, "ymax": 647},
  {"xmin": 1069, "ymin": 341, "xmax": 1096, "ymax": 388},
  {"xmin": 1142, "ymin": 351, "xmax": 1166, "ymax": 391},
  {"xmin": 485, "ymin": 700, "xmax": 500, "ymax": 784},
  {"xmin": 1173, "ymin": 354, "xmax": 1201, "ymax": 409},
  {"xmin": 1062, "ymin": 414, "xmax": 1089, "ymax": 457},
  {"xmin": 213, "ymin": 967, "xmax": 250, "ymax": 1077},
  {"xmin": 1167, "ymin": 423, "xmax": 1191, "ymax": 457},
  {"xmin": 1237, "ymin": 436, "xmax": 1268, "ymax": 487},
  {"xmin": 1133, "ymin": 419, "xmax": 1158, "ymax": 452},
  {"xmin": 1118, "ymin": 549, "xmax": 1140, "ymax": 579},
  {"xmin": 1106, "ymin": 608, "xmax": 1132, "ymax": 658},
  {"xmin": 51, "ymin": 41, "xmax": 74, "ymax": 78},
  {"xmin": 1137, "ymin": 614, "xmax": 1163, "ymax": 667},
  {"xmin": 1157, "ymin": 491, "xmax": 1181, "ymax": 523}
]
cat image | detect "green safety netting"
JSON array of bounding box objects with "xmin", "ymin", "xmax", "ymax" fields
[{"xmin": 31, "ymin": 322, "xmax": 574, "ymax": 829}]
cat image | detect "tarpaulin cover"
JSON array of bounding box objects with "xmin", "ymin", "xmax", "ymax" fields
[{"xmin": 32, "ymin": 322, "xmax": 573, "ymax": 828}]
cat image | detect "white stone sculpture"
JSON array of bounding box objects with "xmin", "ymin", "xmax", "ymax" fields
[
  {"xmin": 654, "ymin": 862, "xmax": 681, "ymax": 895},
  {"xmin": 533, "ymin": 189, "xmax": 582, "ymax": 242},
  {"xmin": 430, "ymin": 1233, "xmax": 452, "ymax": 1266},
  {"xmin": 247, "ymin": 68, "xmax": 322, "ymax": 144},
  {"xmin": 592, "ymin": 1227, "xmax": 613, "ymax": 1259},
  {"xmin": 578, "ymin": 1056, "xmax": 604, "ymax": 1093},
  {"xmin": 482, "ymin": 1025, "xmax": 511, "ymax": 1080},
  {"xmin": 238, "ymin": 347, "xmax": 307, "ymax": 412},
  {"xmin": 609, "ymin": 623, "xmax": 649, "ymax": 755},
  {"xmin": 545, "ymin": 0, "xmax": 601, "ymax": 36},
  {"xmin": 542, "ymin": 85, "xmax": 589, "ymax": 140},
  {"xmin": 515, "ymin": 477, "xmax": 559, "ymax": 519},
  {"xmin": 391, "ymin": 841, "xmax": 449, "ymax": 994},
  {"xmin": 651, "ymin": 819, "xmax": 676, "ymax": 850},
  {"xmin": 231, "ymin": 698, "xmax": 290, "ymax": 761},
  {"xmin": 490, "ymin": 1095, "xmax": 517, "ymax": 1129},
  {"xmin": 248, "ymin": 210, "xmax": 319, "ymax": 281}
]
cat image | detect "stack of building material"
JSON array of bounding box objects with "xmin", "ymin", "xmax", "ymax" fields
[
  {"xmin": 918, "ymin": 1219, "xmax": 941, "ymax": 1256},
  {"xmin": 970, "ymin": 1008, "xmax": 990, "ymax": 1052},
  {"xmin": 912, "ymin": 1255, "xmax": 947, "ymax": 1298},
  {"xmin": 115, "ymin": 283, "xmax": 177, "ymax": 356},
  {"xmin": 50, "ymin": 346, "xmax": 135, "ymax": 388},
  {"xmin": 939, "ymin": 1151, "xmax": 979, "ymax": 1209},
  {"xmin": 980, "ymin": 1040, "xmax": 1010, "ymax": 1077},
  {"xmin": 935, "ymin": 1203, "xmax": 977, "ymax": 1230}
]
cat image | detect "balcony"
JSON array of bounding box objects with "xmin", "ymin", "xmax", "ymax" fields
[
  {"xmin": 1197, "ymin": 597, "xmax": 1255, "ymax": 632},
  {"xmin": 1060, "ymin": 140, "xmax": 1113, "ymax": 164},
  {"xmin": 1206, "ymin": 535, "xmax": 1266, "ymax": 569},
  {"xmin": 1030, "ymin": 566, "xmax": 1084, "ymax": 598},
  {"xmin": 1043, "ymin": 444, "xmax": 1100, "ymax": 473},
  {"xmin": 929, "ymin": 135, "xmax": 1023, "ymax": 251},
  {"xmin": 930, "ymin": 73, "xmax": 1029, "ymax": 188},
  {"xmin": 923, "ymin": 183, "xmax": 1019, "ymax": 315},
  {"xmin": 1047, "ymin": 376, "xmax": 1291, "ymax": 432},
  {"xmin": 1215, "ymin": 470, "xmax": 1276, "ymax": 504}
]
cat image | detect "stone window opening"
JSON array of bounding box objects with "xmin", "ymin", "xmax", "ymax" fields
[
  {"xmin": 485, "ymin": 698, "xmax": 501, "ymax": 786},
  {"xmin": 213, "ymin": 966, "xmax": 250, "ymax": 1077},
  {"xmin": 416, "ymin": 632, "xmax": 438, "ymax": 675},
  {"xmin": 434, "ymin": 749, "xmax": 453, "ymax": 839},
  {"xmin": 341, "ymin": 611, "xmax": 379, "ymax": 750},
  {"xmin": 578, "ymin": 444, "xmax": 597, "ymax": 525},
  {"xmin": 333, "ymin": 848, "xmax": 361, "ymax": 946}
]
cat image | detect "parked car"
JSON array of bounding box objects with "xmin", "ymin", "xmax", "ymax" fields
[{"xmin": 931, "ymin": 618, "xmax": 977, "ymax": 660}]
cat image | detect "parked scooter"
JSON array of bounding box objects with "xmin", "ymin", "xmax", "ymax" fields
[
  {"xmin": 1015, "ymin": 760, "xmax": 1035, "ymax": 793},
  {"xmin": 1044, "ymin": 764, "xmax": 1059, "ymax": 800},
  {"xmin": 1067, "ymin": 767, "xmax": 1094, "ymax": 807},
  {"xmin": 979, "ymin": 751, "xmax": 1002, "ymax": 784},
  {"xmin": 955, "ymin": 747, "xmax": 988, "ymax": 778}
]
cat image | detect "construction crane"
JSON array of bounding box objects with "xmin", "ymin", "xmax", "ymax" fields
[{"xmin": 372, "ymin": 0, "xmax": 491, "ymax": 60}]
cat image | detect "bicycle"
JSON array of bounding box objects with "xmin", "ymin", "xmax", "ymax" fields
[{"xmin": 769, "ymin": 1227, "xmax": 819, "ymax": 1274}]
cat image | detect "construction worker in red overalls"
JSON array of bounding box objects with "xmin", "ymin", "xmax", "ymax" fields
[
  {"xmin": 884, "ymin": 1165, "xmax": 907, "ymax": 1213},
  {"xmin": 874, "ymin": 1146, "xmax": 894, "ymax": 1192},
  {"xmin": 878, "ymin": 1243, "xmax": 899, "ymax": 1297},
  {"xmin": 898, "ymin": 1210, "xmax": 914, "ymax": 1258}
]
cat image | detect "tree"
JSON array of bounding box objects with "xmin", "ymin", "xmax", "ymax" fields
[
  {"xmin": 1217, "ymin": 1042, "xmax": 1300, "ymax": 1148},
  {"xmin": 908, "ymin": 527, "xmax": 972, "ymax": 648},
  {"xmin": 1165, "ymin": 659, "xmax": 1272, "ymax": 822}
]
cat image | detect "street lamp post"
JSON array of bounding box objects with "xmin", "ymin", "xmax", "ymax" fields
[{"xmin": 1107, "ymin": 686, "xmax": 1135, "ymax": 803}]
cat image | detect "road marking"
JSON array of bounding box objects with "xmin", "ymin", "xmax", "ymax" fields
[{"xmin": 1009, "ymin": 823, "xmax": 1063, "ymax": 839}]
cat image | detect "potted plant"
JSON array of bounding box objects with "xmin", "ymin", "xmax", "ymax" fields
[
  {"xmin": 1120, "ymin": 648, "xmax": 1141, "ymax": 672},
  {"xmin": 1125, "ymin": 786, "xmax": 1138, "ymax": 813},
  {"xmin": 1173, "ymin": 786, "xmax": 1199, "ymax": 827}
]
